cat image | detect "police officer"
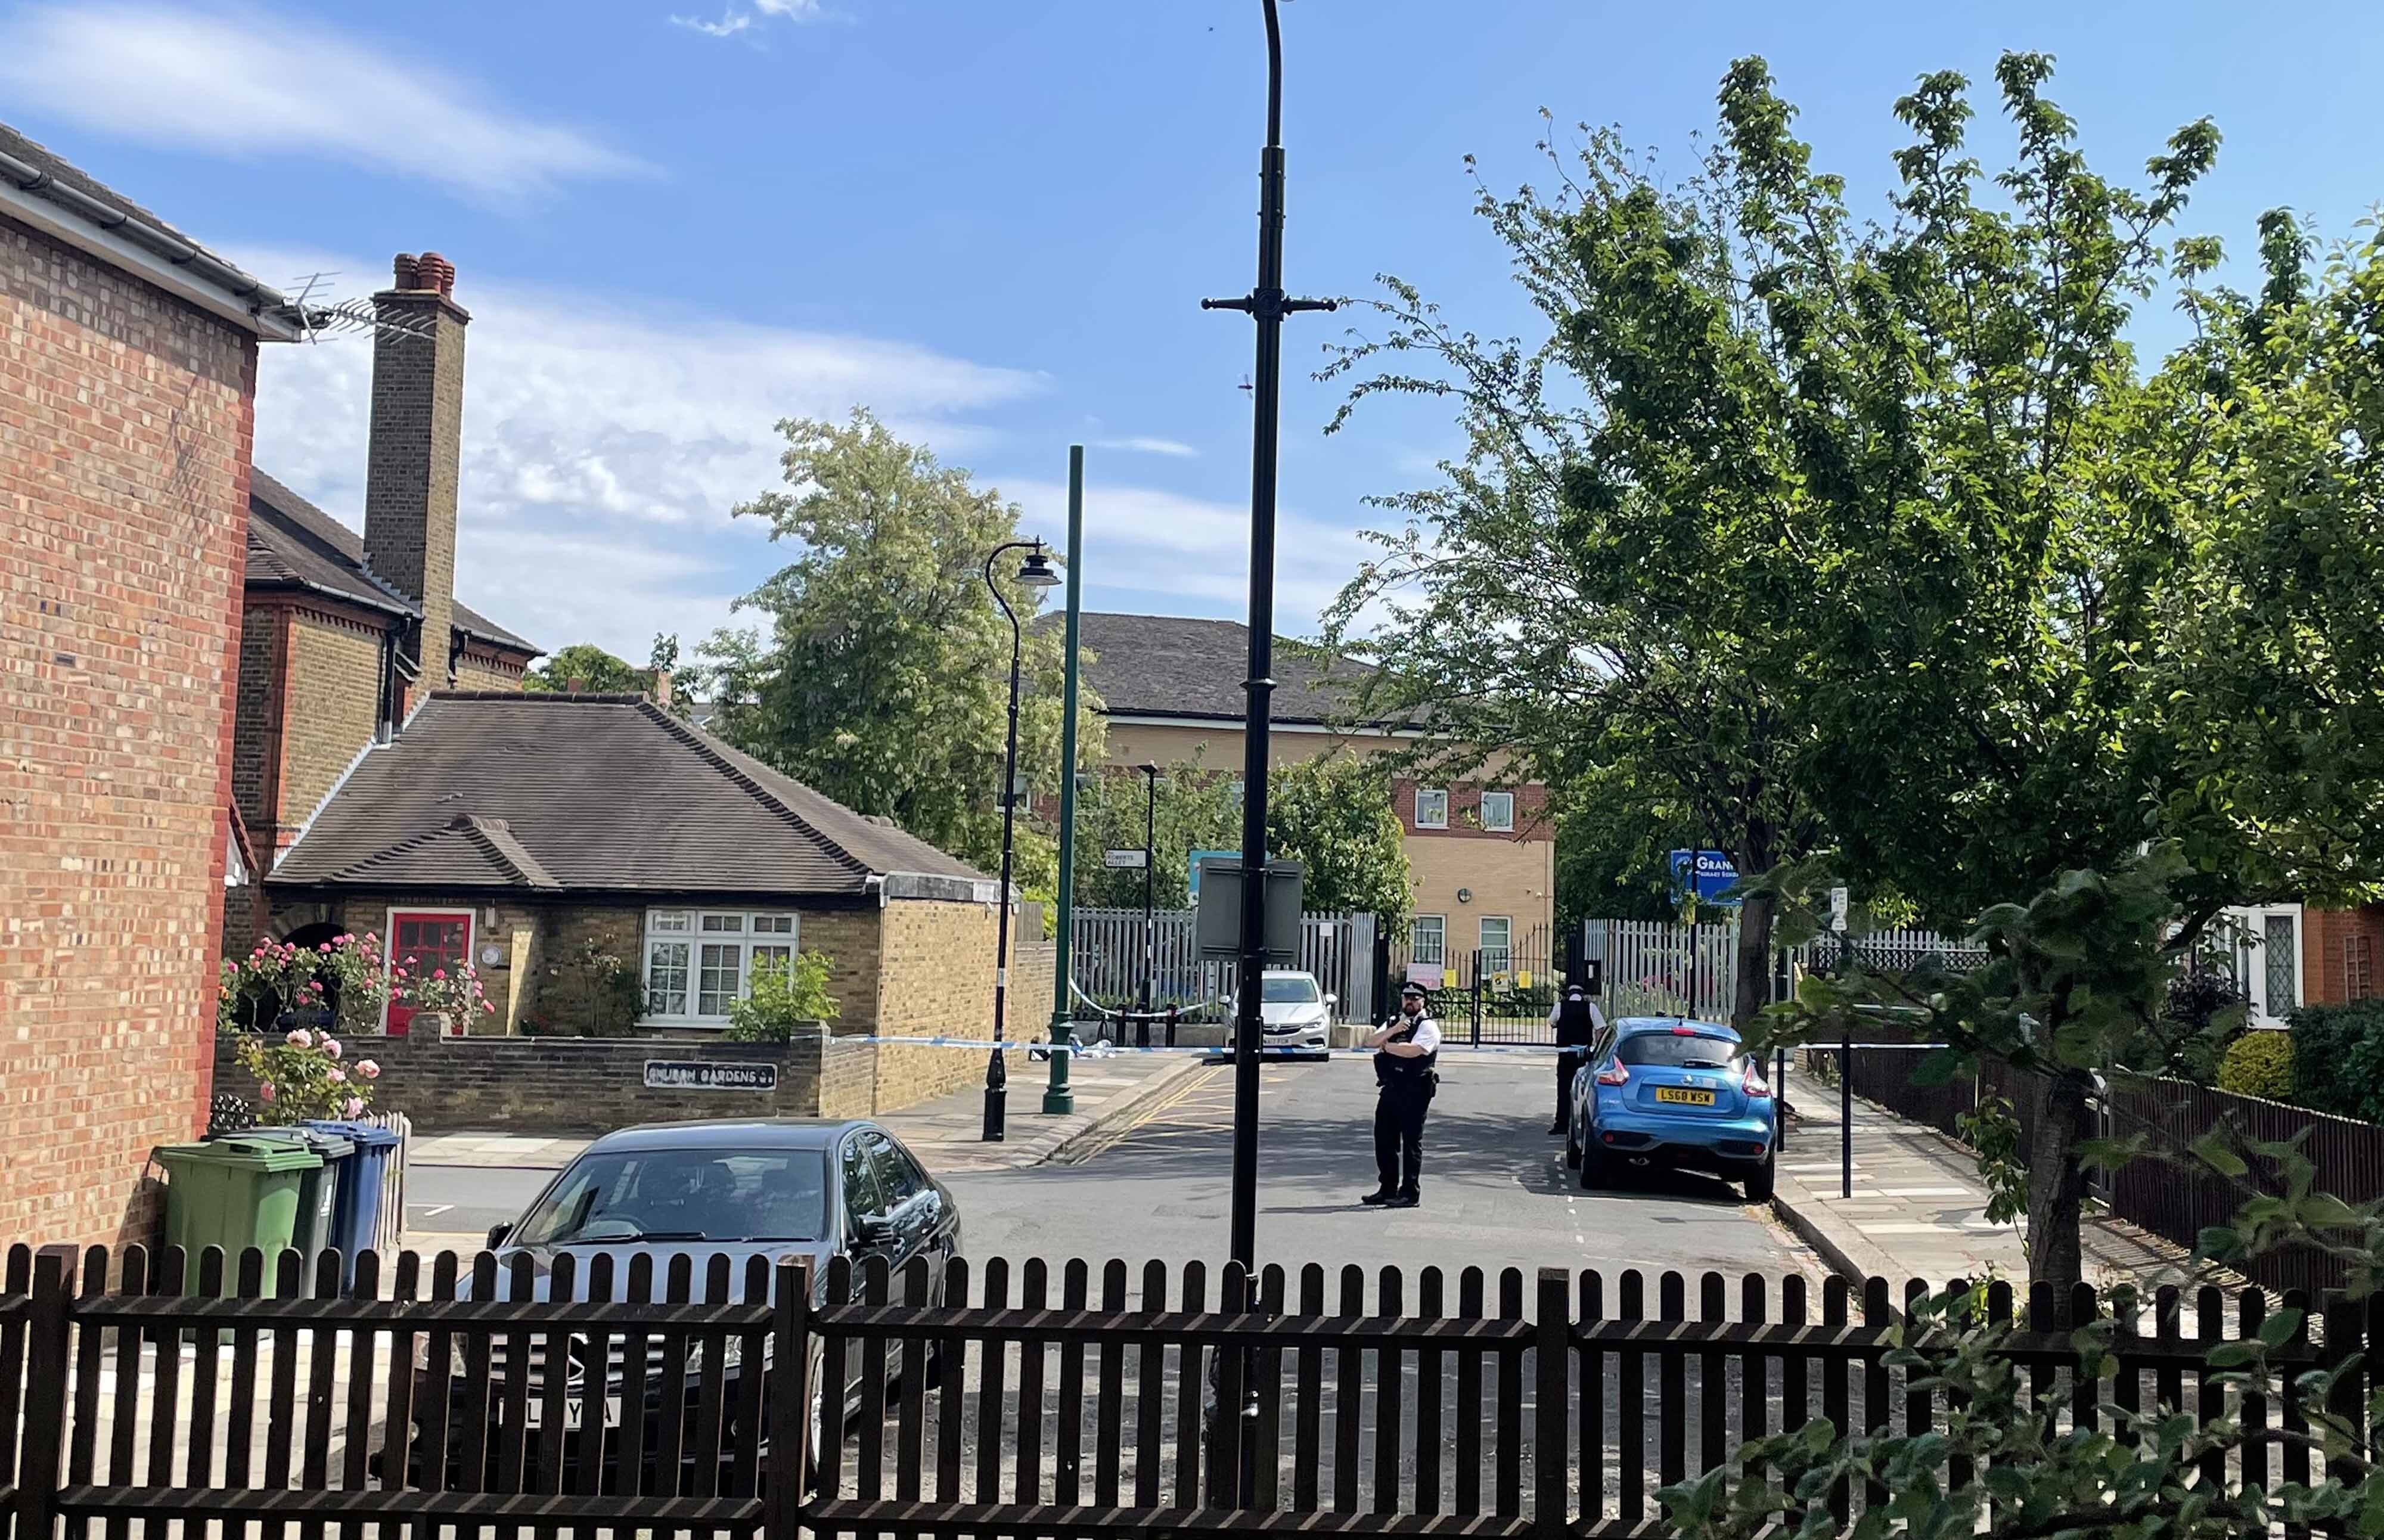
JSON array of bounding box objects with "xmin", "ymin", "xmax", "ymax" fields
[
  {"xmin": 1545, "ymin": 981, "xmax": 1607, "ymax": 1134},
  {"xmin": 1361, "ymin": 981, "xmax": 1442, "ymax": 1208}
]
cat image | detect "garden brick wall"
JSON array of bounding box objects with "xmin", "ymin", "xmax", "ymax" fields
[
  {"xmin": 212, "ymin": 1027, "xmax": 875, "ymax": 1132},
  {"xmin": 0, "ymin": 212, "xmax": 259, "ymax": 1247}
]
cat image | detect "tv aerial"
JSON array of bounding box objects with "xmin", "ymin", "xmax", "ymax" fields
[{"xmin": 273, "ymin": 272, "xmax": 441, "ymax": 345}]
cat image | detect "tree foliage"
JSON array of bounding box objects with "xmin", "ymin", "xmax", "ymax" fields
[
  {"xmin": 690, "ymin": 409, "xmax": 1102, "ymax": 885},
  {"xmin": 524, "ymin": 644, "xmax": 648, "ymax": 696},
  {"xmin": 1069, "ymin": 753, "xmax": 1412, "ymax": 920},
  {"xmin": 1334, "ymin": 51, "xmax": 2384, "ymax": 1283}
]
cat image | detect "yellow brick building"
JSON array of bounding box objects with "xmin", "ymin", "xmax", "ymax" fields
[{"xmin": 1076, "ymin": 613, "xmax": 1557, "ymax": 977}]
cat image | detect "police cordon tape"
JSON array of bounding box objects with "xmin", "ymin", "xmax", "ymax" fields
[{"xmin": 828, "ymin": 1034, "xmax": 1950, "ymax": 1057}]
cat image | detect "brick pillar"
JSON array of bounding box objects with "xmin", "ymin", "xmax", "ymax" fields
[{"xmin": 363, "ymin": 251, "xmax": 469, "ymax": 698}]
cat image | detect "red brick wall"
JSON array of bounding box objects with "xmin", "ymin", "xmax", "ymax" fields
[
  {"xmin": 0, "ymin": 213, "xmax": 259, "ymax": 1246},
  {"xmin": 2304, "ymin": 905, "xmax": 2384, "ymax": 1007}
]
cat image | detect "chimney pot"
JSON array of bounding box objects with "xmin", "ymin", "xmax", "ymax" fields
[
  {"xmin": 392, "ymin": 253, "xmax": 419, "ymax": 289},
  {"xmin": 566, "ymin": 676, "xmax": 588, "ymax": 694},
  {"xmin": 414, "ymin": 252, "xmax": 457, "ymax": 297}
]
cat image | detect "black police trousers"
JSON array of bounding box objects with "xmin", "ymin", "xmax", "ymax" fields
[
  {"xmin": 1556, "ymin": 1048, "xmax": 1585, "ymax": 1126},
  {"xmin": 1374, "ymin": 1079, "xmax": 1433, "ymax": 1196}
]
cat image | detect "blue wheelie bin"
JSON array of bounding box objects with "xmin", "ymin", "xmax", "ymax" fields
[{"xmin": 307, "ymin": 1119, "xmax": 402, "ymax": 1290}]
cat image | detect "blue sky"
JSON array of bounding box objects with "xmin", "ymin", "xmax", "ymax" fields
[{"xmin": 5, "ymin": 0, "xmax": 2380, "ymax": 662}]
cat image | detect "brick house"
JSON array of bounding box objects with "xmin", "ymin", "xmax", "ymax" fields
[
  {"xmin": 231, "ymin": 253, "xmax": 539, "ymax": 887},
  {"xmin": 258, "ymin": 691, "xmax": 1047, "ymax": 1117},
  {"xmin": 1072, "ymin": 612, "xmax": 1557, "ymax": 980},
  {"xmin": 2218, "ymin": 902, "xmax": 2384, "ymax": 1029},
  {"xmin": 1, "ymin": 123, "xmax": 308, "ymax": 1244}
]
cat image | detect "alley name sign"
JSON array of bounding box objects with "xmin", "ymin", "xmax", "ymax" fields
[
  {"xmin": 1104, "ymin": 849, "xmax": 1148, "ymax": 868},
  {"xmin": 642, "ymin": 1060, "xmax": 777, "ymax": 1092}
]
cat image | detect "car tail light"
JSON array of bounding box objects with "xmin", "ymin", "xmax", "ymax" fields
[
  {"xmin": 1594, "ymin": 1063, "xmax": 1629, "ymax": 1086},
  {"xmin": 1671, "ymin": 1026, "xmax": 1697, "ymax": 1036},
  {"xmin": 1743, "ymin": 1064, "xmax": 1772, "ymax": 1098}
]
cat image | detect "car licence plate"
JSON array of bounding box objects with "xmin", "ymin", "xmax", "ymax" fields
[
  {"xmin": 523, "ymin": 1395, "xmax": 620, "ymax": 1430},
  {"xmin": 1654, "ymin": 1087, "xmax": 1715, "ymax": 1106}
]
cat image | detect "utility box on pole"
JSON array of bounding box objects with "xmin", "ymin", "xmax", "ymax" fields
[{"xmin": 1195, "ymin": 858, "xmax": 1303, "ymax": 961}]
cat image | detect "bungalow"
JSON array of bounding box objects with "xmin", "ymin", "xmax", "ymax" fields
[{"xmin": 259, "ymin": 690, "xmax": 1047, "ymax": 1116}]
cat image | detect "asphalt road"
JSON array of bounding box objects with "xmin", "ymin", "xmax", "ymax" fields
[
  {"xmin": 945, "ymin": 1052, "xmax": 1820, "ymax": 1281},
  {"xmin": 405, "ymin": 1163, "xmax": 554, "ymax": 1239},
  {"xmin": 404, "ymin": 1053, "xmax": 1821, "ymax": 1282}
]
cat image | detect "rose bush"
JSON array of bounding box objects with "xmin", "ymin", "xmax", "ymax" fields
[{"xmin": 232, "ymin": 1026, "xmax": 377, "ymax": 1125}]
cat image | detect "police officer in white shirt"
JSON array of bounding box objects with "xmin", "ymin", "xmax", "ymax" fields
[{"xmin": 1361, "ymin": 981, "xmax": 1442, "ymax": 1208}]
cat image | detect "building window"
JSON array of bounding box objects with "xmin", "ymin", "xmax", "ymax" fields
[
  {"xmin": 1478, "ymin": 791, "xmax": 1515, "ymax": 833},
  {"xmin": 2264, "ymin": 912, "xmax": 2298, "ymax": 1016},
  {"xmin": 1410, "ymin": 914, "xmax": 1446, "ymax": 967},
  {"xmin": 644, "ymin": 909, "xmax": 799, "ymax": 1025},
  {"xmin": 1479, "ymin": 917, "xmax": 1513, "ymax": 976},
  {"xmin": 1414, "ymin": 787, "xmax": 1449, "ymax": 829}
]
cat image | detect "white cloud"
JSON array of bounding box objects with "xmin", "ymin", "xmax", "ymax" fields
[
  {"xmin": 999, "ymin": 479, "xmax": 1371, "ymax": 634},
  {"xmin": 0, "ymin": 4, "xmax": 649, "ymax": 201},
  {"xmin": 673, "ymin": 0, "xmax": 823, "ymax": 39},
  {"xmin": 244, "ymin": 249, "xmax": 1045, "ymax": 662},
  {"xmin": 1093, "ymin": 436, "xmax": 1199, "ymax": 458}
]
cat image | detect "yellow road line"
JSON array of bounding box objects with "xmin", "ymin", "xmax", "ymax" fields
[{"xmin": 1061, "ymin": 1064, "xmax": 1227, "ymax": 1164}]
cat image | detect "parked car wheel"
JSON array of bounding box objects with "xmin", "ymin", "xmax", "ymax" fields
[
  {"xmin": 1576, "ymin": 1142, "xmax": 1608, "ymax": 1190},
  {"xmin": 1744, "ymin": 1148, "xmax": 1776, "ymax": 1203},
  {"xmin": 1563, "ymin": 1125, "xmax": 1582, "ymax": 1169}
]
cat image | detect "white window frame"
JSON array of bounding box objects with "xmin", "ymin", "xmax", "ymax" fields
[
  {"xmin": 1413, "ymin": 787, "xmax": 1449, "ymax": 830},
  {"xmin": 641, "ymin": 908, "xmax": 800, "ymax": 1028},
  {"xmin": 1478, "ymin": 791, "xmax": 1516, "ymax": 833},
  {"xmin": 378, "ymin": 906, "xmax": 477, "ymax": 1035},
  {"xmin": 1479, "ymin": 915, "xmax": 1513, "ymax": 976},
  {"xmin": 1410, "ymin": 914, "xmax": 1447, "ymax": 967}
]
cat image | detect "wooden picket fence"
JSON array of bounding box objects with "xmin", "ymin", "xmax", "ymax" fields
[{"xmin": 0, "ymin": 1242, "xmax": 2367, "ymax": 1539}]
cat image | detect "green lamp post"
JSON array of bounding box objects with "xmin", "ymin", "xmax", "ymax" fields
[{"xmin": 1043, "ymin": 445, "xmax": 1087, "ymax": 1114}]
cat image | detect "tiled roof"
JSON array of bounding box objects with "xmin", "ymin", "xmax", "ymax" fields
[
  {"xmin": 1069, "ymin": 612, "xmax": 1382, "ymax": 726},
  {"xmin": 270, "ymin": 693, "xmax": 990, "ymax": 898},
  {"xmin": 246, "ymin": 470, "xmax": 538, "ymax": 654}
]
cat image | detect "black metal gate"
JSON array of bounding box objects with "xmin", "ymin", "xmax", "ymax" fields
[{"xmin": 1380, "ymin": 923, "xmax": 1560, "ymax": 1044}]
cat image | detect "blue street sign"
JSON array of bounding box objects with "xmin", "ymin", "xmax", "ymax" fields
[
  {"xmin": 1669, "ymin": 849, "xmax": 1741, "ymax": 905},
  {"xmin": 1187, "ymin": 849, "xmax": 1240, "ymax": 901}
]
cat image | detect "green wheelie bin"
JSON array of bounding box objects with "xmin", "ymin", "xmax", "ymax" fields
[
  {"xmin": 235, "ymin": 1125, "xmax": 356, "ymax": 1275},
  {"xmin": 154, "ymin": 1135, "xmax": 322, "ymax": 1294}
]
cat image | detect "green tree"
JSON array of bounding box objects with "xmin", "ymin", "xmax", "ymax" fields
[
  {"xmin": 523, "ymin": 644, "xmax": 647, "ymax": 695},
  {"xmin": 1266, "ymin": 756, "xmax": 1413, "ymax": 920},
  {"xmin": 1070, "ymin": 759, "xmax": 1238, "ymax": 912},
  {"xmin": 690, "ymin": 410, "xmax": 1103, "ymax": 884}
]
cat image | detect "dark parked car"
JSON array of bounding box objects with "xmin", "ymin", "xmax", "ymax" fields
[{"xmin": 411, "ymin": 1117, "xmax": 960, "ymax": 1488}]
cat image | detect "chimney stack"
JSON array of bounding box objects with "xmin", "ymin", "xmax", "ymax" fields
[
  {"xmin": 364, "ymin": 249, "xmax": 469, "ymax": 705},
  {"xmin": 653, "ymin": 669, "xmax": 674, "ymax": 707}
]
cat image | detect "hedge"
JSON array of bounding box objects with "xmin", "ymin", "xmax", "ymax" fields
[{"xmin": 2286, "ymin": 1000, "xmax": 2384, "ymax": 1123}]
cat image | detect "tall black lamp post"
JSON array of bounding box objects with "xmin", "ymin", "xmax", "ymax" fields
[
  {"xmin": 1202, "ymin": 0, "xmax": 1335, "ymax": 1272},
  {"xmin": 982, "ymin": 539, "xmax": 1060, "ymax": 1142},
  {"xmin": 1137, "ymin": 763, "xmax": 1161, "ymax": 1022}
]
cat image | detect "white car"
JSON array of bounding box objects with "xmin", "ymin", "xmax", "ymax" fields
[{"xmin": 1259, "ymin": 970, "xmax": 1334, "ymax": 1057}]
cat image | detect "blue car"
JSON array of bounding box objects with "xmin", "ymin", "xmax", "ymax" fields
[{"xmin": 1564, "ymin": 1018, "xmax": 1778, "ymax": 1200}]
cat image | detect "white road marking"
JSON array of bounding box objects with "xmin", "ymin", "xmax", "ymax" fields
[{"xmin": 415, "ymin": 1204, "xmax": 454, "ymax": 1218}]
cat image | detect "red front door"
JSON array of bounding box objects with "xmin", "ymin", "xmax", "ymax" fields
[{"xmin": 387, "ymin": 912, "xmax": 471, "ymax": 1036}]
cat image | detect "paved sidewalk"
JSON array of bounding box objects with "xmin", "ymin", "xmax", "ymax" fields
[
  {"xmin": 406, "ymin": 1046, "xmax": 1209, "ymax": 1207},
  {"xmin": 1773, "ymin": 1063, "xmax": 2208, "ymax": 1291}
]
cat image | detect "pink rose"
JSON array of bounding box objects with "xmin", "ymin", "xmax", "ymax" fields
[
  {"xmin": 258, "ymin": 1082, "xmax": 277, "ymax": 1103},
  {"xmin": 392, "ymin": 968, "xmax": 408, "ymax": 981},
  {"xmin": 250, "ymin": 946, "xmax": 265, "ymax": 959},
  {"xmin": 317, "ymin": 942, "xmax": 333, "ymax": 954},
  {"xmin": 337, "ymin": 933, "xmax": 353, "ymax": 944},
  {"xmin": 432, "ymin": 968, "xmax": 447, "ymax": 982},
  {"xmin": 285, "ymin": 1028, "xmax": 313, "ymax": 1048},
  {"xmin": 483, "ymin": 1001, "xmax": 496, "ymax": 1015},
  {"xmin": 327, "ymin": 1067, "xmax": 346, "ymax": 1083},
  {"xmin": 356, "ymin": 1060, "xmax": 380, "ymax": 1080},
  {"xmin": 321, "ymin": 1037, "xmax": 342, "ymax": 1058},
  {"xmin": 342, "ymin": 1097, "xmax": 364, "ymax": 1118}
]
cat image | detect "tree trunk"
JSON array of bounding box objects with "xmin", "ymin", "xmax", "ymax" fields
[
  {"xmin": 1732, "ymin": 889, "xmax": 1778, "ymax": 1032},
  {"xmin": 2022, "ymin": 1068, "xmax": 2092, "ymax": 1288}
]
